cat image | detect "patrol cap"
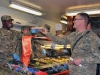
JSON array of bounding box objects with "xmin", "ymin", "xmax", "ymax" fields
[
  {"xmin": 44, "ymin": 24, "xmax": 51, "ymax": 32},
  {"xmin": 1, "ymin": 15, "xmax": 14, "ymax": 21}
]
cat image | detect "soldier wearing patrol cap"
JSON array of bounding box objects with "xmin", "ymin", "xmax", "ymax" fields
[
  {"xmin": 0, "ymin": 15, "xmax": 23, "ymax": 75},
  {"xmin": 18, "ymin": 25, "xmax": 32, "ymax": 57},
  {"xmin": 1, "ymin": 15, "xmax": 14, "ymax": 29},
  {"xmin": 1, "ymin": 15, "xmax": 14, "ymax": 21}
]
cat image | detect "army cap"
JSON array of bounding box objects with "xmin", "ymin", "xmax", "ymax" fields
[
  {"xmin": 44, "ymin": 24, "xmax": 51, "ymax": 32},
  {"xmin": 1, "ymin": 15, "xmax": 14, "ymax": 21}
]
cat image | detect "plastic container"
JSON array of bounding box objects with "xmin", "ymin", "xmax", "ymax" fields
[{"xmin": 31, "ymin": 29, "xmax": 39, "ymax": 34}]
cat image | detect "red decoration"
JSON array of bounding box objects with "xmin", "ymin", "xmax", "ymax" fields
[{"xmin": 20, "ymin": 36, "xmax": 33, "ymax": 66}]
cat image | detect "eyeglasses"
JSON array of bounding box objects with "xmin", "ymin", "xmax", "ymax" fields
[{"xmin": 74, "ymin": 18, "xmax": 83, "ymax": 21}]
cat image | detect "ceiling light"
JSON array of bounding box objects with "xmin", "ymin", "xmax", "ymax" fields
[
  {"xmin": 67, "ymin": 4, "xmax": 100, "ymax": 10},
  {"xmin": 61, "ymin": 15, "xmax": 67, "ymax": 19},
  {"xmin": 9, "ymin": 2, "xmax": 43, "ymax": 16},
  {"xmin": 60, "ymin": 20, "xmax": 67, "ymax": 24},
  {"xmin": 17, "ymin": 0, "xmax": 42, "ymax": 9},
  {"xmin": 66, "ymin": 9, "xmax": 100, "ymax": 16}
]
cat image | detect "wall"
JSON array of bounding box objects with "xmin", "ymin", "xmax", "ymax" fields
[
  {"xmin": 93, "ymin": 27, "xmax": 100, "ymax": 36},
  {"xmin": 0, "ymin": 6, "xmax": 66, "ymax": 35}
]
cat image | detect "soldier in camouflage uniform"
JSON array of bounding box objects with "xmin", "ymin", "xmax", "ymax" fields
[
  {"xmin": 39, "ymin": 13, "xmax": 100, "ymax": 75},
  {"xmin": 18, "ymin": 26, "xmax": 32, "ymax": 57},
  {"xmin": 0, "ymin": 15, "xmax": 24, "ymax": 75},
  {"xmin": 20, "ymin": 26, "xmax": 46, "ymax": 60},
  {"xmin": 21, "ymin": 26, "xmax": 32, "ymax": 36}
]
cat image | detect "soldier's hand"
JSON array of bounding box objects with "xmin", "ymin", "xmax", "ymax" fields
[
  {"xmin": 38, "ymin": 27, "xmax": 48, "ymax": 34},
  {"xmin": 73, "ymin": 58, "xmax": 82, "ymax": 66}
]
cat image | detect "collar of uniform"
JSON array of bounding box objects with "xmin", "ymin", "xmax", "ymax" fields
[
  {"xmin": 1, "ymin": 28, "xmax": 11, "ymax": 32},
  {"xmin": 76, "ymin": 30, "xmax": 89, "ymax": 35}
]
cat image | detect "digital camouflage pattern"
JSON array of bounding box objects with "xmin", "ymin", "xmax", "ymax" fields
[
  {"xmin": 17, "ymin": 25, "xmax": 32, "ymax": 57},
  {"xmin": 1, "ymin": 15, "xmax": 14, "ymax": 21},
  {"xmin": 32, "ymin": 32, "xmax": 46, "ymax": 58},
  {"xmin": 0, "ymin": 28, "xmax": 20, "ymax": 63},
  {"xmin": 46, "ymin": 30, "xmax": 100, "ymax": 75},
  {"xmin": 0, "ymin": 28, "xmax": 23, "ymax": 75},
  {"xmin": 32, "ymin": 41, "xmax": 46, "ymax": 58}
]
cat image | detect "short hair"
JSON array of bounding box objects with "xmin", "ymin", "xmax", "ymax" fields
[
  {"xmin": 77, "ymin": 13, "xmax": 91, "ymax": 26},
  {"xmin": 21, "ymin": 26, "xmax": 31, "ymax": 31},
  {"xmin": 89, "ymin": 19, "xmax": 93, "ymax": 27}
]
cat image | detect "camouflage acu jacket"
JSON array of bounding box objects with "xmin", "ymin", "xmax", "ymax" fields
[
  {"xmin": 0, "ymin": 28, "xmax": 20, "ymax": 64},
  {"xmin": 46, "ymin": 30, "xmax": 100, "ymax": 75}
]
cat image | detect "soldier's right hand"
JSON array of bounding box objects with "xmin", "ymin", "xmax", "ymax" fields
[{"xmin": 38, "ymin": 27, "xmax": 48, "ymax": 34}]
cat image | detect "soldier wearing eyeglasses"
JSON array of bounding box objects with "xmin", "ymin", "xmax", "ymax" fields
[{"xmin": 39, "ymin": 13, "xmax": 100, "ymax": 75}]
